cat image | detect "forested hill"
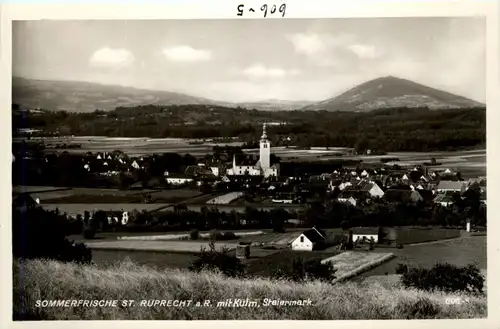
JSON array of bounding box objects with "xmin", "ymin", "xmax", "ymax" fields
[{"xmin": 12, "ymin": 104, "xmax": 486, "ymax": 152}]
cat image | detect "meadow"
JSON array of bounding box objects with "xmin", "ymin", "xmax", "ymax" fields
[{"xmin": 13, "ymin": 259, "xmax": 487, "ymax": 320}]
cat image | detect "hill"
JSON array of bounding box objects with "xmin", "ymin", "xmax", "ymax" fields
[
  {"xmin": 12, "ymin": 77, "xmax": 312, "ymax": 112},
  {"xmin": 301, "ymin": 76, "xmax": 485, "ymax": 112},
  {"xmin": 12, "ymin": 77, "xmax": 229, "ymax": 112},
  {"xmin": 13, "ymin": 259, "xmax": 486, "ymax": 320}
]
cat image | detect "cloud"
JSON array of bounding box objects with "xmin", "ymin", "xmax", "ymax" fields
[
  {"xmin": 89, "ymin": 47, "xmax": 135, "ymax": 69},
  {"xmin": 287, "ymin": 33, "xmax": 381, "ymax": 66},
  {"xmin": 162, "ymin": 45, "xmax": 212, "ymax": 62},
  {"xmin": 348, "ymin": 44, "xmax": 381, "ymax": 59},
  {"xmin": 241, "ymin": 64, "xmax": 301, "ymax": 79},
  {"xmin": 286, "ymin": 33, "xmax": 327, "ymax": 56}
]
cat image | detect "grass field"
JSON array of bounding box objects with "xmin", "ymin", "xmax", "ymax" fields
[
  {"xmin": 13, "ymin": 259, "xmax": 486, "ymax": 320},
  {"xmin": 359, "ymin": 235, "xmax": 487, "ymax": 277},
  {"xmin": 85, "ymin": 240, "xmax": 240, "ymax": 253},
  {"xmin": 321, "ymin": 252, "xmax": 395, "ymax": 282}
]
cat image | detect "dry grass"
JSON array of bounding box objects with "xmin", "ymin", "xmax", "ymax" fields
[
  {"xmin": 13, "ymin": 259, "xmax": 486, "ymax": 320},
  {"xmin": 321, "ymin": 252, "xmax": 396, "ymax": 282}
]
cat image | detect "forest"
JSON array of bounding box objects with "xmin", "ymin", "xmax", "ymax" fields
[{"xmin": 12, "ymin": 104, "xmax": 486, "ymax": 153}]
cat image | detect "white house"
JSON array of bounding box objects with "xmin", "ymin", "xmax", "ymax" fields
[
  {"xmin": 165, "ymin": 173, "xmax": 194, "ymax": 185},
  {"xmin": 291, "ymin": 227, "xmax": 326, "ymax": 251}
]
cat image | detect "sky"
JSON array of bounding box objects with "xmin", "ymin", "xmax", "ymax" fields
[{"xmin": 13, "ymin": 18, "xmax": 486, "ymax": 103}]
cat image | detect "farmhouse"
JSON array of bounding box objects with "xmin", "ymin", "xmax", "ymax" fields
[
  {"xmin": 291, "ymin": 227, "xmax": 326, "ymax": 251},
  {"xmin": 356, "ymin": 181, "xmax": 384, "ymax": 198},
  {"xmin": 433, "ymin": 193, "xmax": 454, "ymax": 207},
  {"xmin": 436, "ymin": 180, "xmax": 467, "ymax": 193},
  {"xmin": 164, "ymin": 173, "xmax": 194, "ymax": 185}
]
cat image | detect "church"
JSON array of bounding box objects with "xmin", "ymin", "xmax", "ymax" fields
[{"xmin": 227, "ymin": 123, "xmax": 279, "ymax": 178}]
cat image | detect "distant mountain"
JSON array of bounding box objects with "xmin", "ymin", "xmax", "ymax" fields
[
  {"xmin": 236, "ymin": 99, "xmax": 314, "ymax": 111},
  {"xmin": 12, "ymin": 77, "xmax": 312, "ymax": 113},
  {"xmin": 300, "ymin": 76, "xmax": 485, "ymax": 112},
  {"xmin": 12, "ymin": 77, "xmax": 230, "ymax": 112}
]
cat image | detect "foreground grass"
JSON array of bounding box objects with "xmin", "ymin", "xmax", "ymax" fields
[{"xmin": 13, "ymin": 259, "xmax": 486, "ymax": 320}]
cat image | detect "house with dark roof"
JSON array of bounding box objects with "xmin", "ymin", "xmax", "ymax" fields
[
  {"xmin": 433, "ymin": 193, "xmax": 455, "ymax": 207},
  {"xmin": 291, "ymin": 227, "xmax": 327, "ymax": 251},
  {"xmin": 436, "ymin": 180, "xmax": 467, "ymax": 194}
]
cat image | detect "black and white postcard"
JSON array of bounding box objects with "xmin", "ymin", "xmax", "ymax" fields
[{"xmin": 1, "ymin": 1, "xmax": 498, "ymax": 328}]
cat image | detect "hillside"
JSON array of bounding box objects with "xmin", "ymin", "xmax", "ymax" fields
[
  {"xmin": 13, "ymin": 259, "xmax": 486, "ymax": 320},
  {"xmin": 301, "ymin": 76, "xmax": 485, "ymax": 112},
  {"xmin": 12, "ymin": 77, "xmax": 228, "ymax": 112},
  {"xmin": 12, "ymin": 77, "xmax": 312, "ymax": 112}
]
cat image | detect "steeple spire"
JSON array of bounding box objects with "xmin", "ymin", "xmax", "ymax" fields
[{"xmin": 261, "ymin": 123, "xmax": 268, "ymax": 140}]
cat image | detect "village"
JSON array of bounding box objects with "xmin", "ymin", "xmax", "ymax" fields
[{"xmin": 12, "ymin": 123, "xmax": 487, "ymax": 282}]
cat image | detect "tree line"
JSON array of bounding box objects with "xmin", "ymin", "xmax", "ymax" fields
[{"xmin": 13, "ymin": 104, "xmax": 485, "ymax": 152}]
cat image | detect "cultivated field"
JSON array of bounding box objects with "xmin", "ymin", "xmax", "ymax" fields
[
  {"xmin": 321, "ymin": 251, "xmax": 395, "ymax": 282},
  {"xmin": 85, "ymin": 240, "xmax": 240, "ymax": 253},
  {"xmin": 13, "ymin": 259, "xmax": 486, "ymax": 320},
  {"xmin": 359, "ymin": 235, "xmax": 487, "ymax": 277},
  {"xmin": 40, "ymin": 203, "xmax": 172, "ymax": 215}
]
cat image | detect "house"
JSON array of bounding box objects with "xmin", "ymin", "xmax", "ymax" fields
[
  {"xmin": 165, "ymin": 173, "xmax": 194, "ymax": 185},
  {"xmin": 384, "ymin": 189, "xmax": 423, "ymax": 203},
  {"xmin": 291, "ymin": 227, "xmax": 327, "ymax": 251},
  {"xmin": 337, "ymin": 195, "xmax": 357, "ymax": 207},
  {"xmin": 351, "ymin": 227, "xmax": 379, "ymax": 244},
  {"xmin": 355, "ymin": 181, "xmax": 384, "ymax": 198},
  {"xmin": 436, "ymin": 180, "xmax": 467, "ymax": 194}
]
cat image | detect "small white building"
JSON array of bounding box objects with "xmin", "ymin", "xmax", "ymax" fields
[
  {"xmin": 291, "ymin": 227, "xmax": 326, "ymax": 251},
  {"xmin": 165, "ymin": 174, "xmax": 194, "ymax": 185}
]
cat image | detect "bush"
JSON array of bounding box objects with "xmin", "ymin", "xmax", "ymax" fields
[
  {"xmin": 272, "ymin": 257, "xmax": 337, "ymax": 282},
  {"xmin": 395, "ymin": 263, "xmax": 408, "ymax": 275},
  {"xmin": 400, "ymin": 263, "xmax": 484, "ymax": 293},
  {"xmin": 190, "ymin": 229, "xmax": 199, "ymax": 240},
  {"xmin": 189, "ymin": 241, "xmax": 245, "ymax": 277}
]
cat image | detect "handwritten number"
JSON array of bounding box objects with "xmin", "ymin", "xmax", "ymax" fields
[
  {"xmin": 238, "ymin": 3, "xmax": 286, "ymax": 18},
  {"xmin": 279, "ymin": 3, "xmax": 286, "ymax": 17},
  {"xmin": 261, "ymin": 4, "xmax": 268, "ymax": 18},
  {"xmin": 237, "ymin": 4, "xmax": 244, "ymax": 16}
]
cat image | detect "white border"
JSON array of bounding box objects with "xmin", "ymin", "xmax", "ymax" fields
[{"xmin": 1, "ymin": 1, "xmax": 499, "ymax": 328}]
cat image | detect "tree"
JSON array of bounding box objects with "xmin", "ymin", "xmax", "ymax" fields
[
  {"xmin": 189, "ymin": 241, "xmax": 245, "ymax": 277},
  {"xmin": 12, "ymin": 207, "xmax": 92, "ymax": 263}
]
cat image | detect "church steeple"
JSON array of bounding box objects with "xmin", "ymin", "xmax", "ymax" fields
[
  {"xmin": 259, "ymin": 123, "xmax": 270, "ymax": 169},
  {"xmin": 260, "ymin": 123, "xmax": 268, "ymax": 141}
]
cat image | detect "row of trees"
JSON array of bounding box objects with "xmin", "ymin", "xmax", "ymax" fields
[
  {"xmin": 59, "ymin": 187, "xmax": 485, "ymax": 237},
  {"xmin": 13, "ymin": 104, "xmax": 485, "ymax": 152}
]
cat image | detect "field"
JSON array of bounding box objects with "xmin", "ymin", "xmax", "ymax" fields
[
  {"xmin": 85, "ymin": 240, "xmax": 240, "ymax": 253},
  {"xmin": 360, "ymin": 235, "xmax": 487, "ymax": 277},
  {"xmin": 15, "ymin": 187, "xmax": 203, "ymax": 204},
  {"xmin": 13, "ymin": 259, "xmax": 486, "ymax": 320},
  {"xmin": 18, "ymin": 136, "xmax": 486, "ymax": 177},
  {"xmin": 321, "ymin": 252, "xmax": 395, "ymax": 282}
]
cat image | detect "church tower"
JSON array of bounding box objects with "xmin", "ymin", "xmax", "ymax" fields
[{"xmin": 259, "ymin": 123, "xmax": 271, "ymax": 169}]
